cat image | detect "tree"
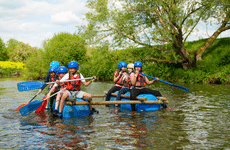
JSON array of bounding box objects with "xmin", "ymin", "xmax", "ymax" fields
[
  {"xmin": 9, "ymin": 42, "xmax": 36, "ymax": 62},
  {"xmin": 81, "ymin": 0, "xmax": 230, "ymax": 69},
  {"xmin": 42, "ymin": 32, "xmax": 87, "ymax": 68},
  {"xmin": 0, "ymin": 38, "xmax": 8, "ymax": 61}
]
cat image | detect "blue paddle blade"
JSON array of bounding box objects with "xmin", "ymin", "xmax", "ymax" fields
[
  {"xmin": 17, "ymin": 81, "xmax": 45, "ymax": 92},
  {"xmin": 19, "ymin": 100, "xmax": 43, "ymax": 116}
]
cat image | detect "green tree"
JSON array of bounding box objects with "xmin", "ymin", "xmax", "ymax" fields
[
  {"xmin": 0, "ymin": 38, "xmax": 8, "ymax": 61},
  {"xmin": 9, "ymin": 42, "xmax": 36, "ymax": 62},
  {"xmin": 81, "ymin": 0, "xmax": 230, "ymax": 69},
  {"xmin": 42, "ymin": 32, "xmax": 87, "ymax": 68}
]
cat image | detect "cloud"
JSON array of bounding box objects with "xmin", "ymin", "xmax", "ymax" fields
[{"xmin": 51, "ymin": 11, "xmax": 83, "ymax": 25}]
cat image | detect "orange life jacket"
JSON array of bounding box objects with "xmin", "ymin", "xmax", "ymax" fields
[
  {"xmin": 135, "ymin": 74, "xmax": 146, "ymax": 87},
  {"xmin": 65, "ymin": 73, "xmax": 81, "ymax": 91}
]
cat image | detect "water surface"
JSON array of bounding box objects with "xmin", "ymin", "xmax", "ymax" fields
[{"xmin": 0, "ymin": 79, "xmax": 229, "ymax": 149}]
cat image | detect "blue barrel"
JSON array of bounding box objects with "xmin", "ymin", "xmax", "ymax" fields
[
  {"xmin": 110, "ymin": 92, "xmax": 161, "ymax": 112},
  {"xmin": 50, "ymin": 98, "xmax": 91, "ymax": 119}
]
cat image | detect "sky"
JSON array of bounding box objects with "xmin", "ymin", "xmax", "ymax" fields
[{"xmin": 0, "ymin": 0, "xmax": 229, "ymax": 48}]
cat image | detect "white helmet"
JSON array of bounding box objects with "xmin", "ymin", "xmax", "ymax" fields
[{"xmin": 127, "ymin": 63, "xmax": 134, "ymax": 69}]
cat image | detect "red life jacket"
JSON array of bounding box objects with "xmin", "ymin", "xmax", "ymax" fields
[
  {"xmin": 65, "ymin": 73, "xmax": 81, "ymax": 91},
  {"xmin": 58, "ymin": 74, "xmax": 66, "ymax": 90},
  {"xmin": 115, "ymin": 71, "xmax": 127, "ymax": 86},
  {"xmin": 135, "ymin": 74, "xmax": 146, "ymax": 87},
  {"xmin": 49, "ymin": 76, "xmax": 58, "ymax": 91},
  {"xmin": 121, "ymin": 73, "xmax": 131, "ymax": 87}
]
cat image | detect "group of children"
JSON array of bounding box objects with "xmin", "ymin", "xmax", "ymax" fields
[
  {"xmin": 106, "ymin": 61, "xmax": 164, "ymax": 110},
  {"xmin": 40, "ymin": 61, "xmax": 96, "ymax": 118},
  {"xmin": 40, "ymin": 60, "xmax": 165, "ymax": 118}
]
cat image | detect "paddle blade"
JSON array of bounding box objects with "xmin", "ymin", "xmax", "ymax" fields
[
  {"xmin": 15, "ymin": 103, "xmax": 28, "ymax": 111},
  {"xmin": 17, "ymin": 81, "xmax": 45, "ymax": 92},
  {"xmin": 35, "ymin": 100, "xmax": 47, "ymax": 113},
  {"xmin": 173, "ymin": 84, "xmax": 191, "ymax": 93},
  {"xmin": 19, "ymin": 100, "xmax": 43, "ymax": 116}
]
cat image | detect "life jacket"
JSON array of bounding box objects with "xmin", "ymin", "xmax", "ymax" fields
[
  {"xmin": 49, "ymin": 75, "xmax": 58, "ymax": 91},
  {"xmin": 65, "ymin": 73, "xmax": 81, "ymax": 91},
  {"xmin": 135, "ymin": 73, "xmax": 146, "ymax": 87},
  {"xmin": 115, "ymin": 71, "xmax": 127, "ymax": 86},
  {"xmin": 57, "ymin": 74, "xmax": 66, "ymax": 90},
  {"xmin": 121, "ymin": 72, "xmax": 132, "ymax": 87}
]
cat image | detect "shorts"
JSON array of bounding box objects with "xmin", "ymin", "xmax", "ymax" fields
[{"xmin": 66, "ymin": 90, "xmax": 86, "ymax": 99}]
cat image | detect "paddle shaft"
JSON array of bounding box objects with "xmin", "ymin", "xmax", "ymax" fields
[
  {"xmin": 71, "ymin": 100, "xmax": 169, "ymax": 105},
  {"xmin": 46, "ymin": 77, "xmax": 94, "ymax": 85},
  {"xmin": 28, "ymin": 91, "xmax": 40, "ymax": 103},
  {"xmin": 139, "ymin": 72, "xmax": 190, "ymax": 93}
]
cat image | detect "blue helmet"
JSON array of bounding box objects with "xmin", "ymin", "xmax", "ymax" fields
[
  {"xmin": 134, "ymin": 61, "xmax": 142, "ymax": 68},
  {"xmin": 49, "ymin": 67, "xmax": 58, "ymax": 74},
  {"xmin": 58, "ymin": 66, "xmax": 67, "ymax": 74},
  {"xmin": 50, "ymin": 61, "xmax": 60, "ymax": 68},
  {"xmin": 68, "ymin": 61, "xmax": 79, "ymax": 70},
  {"xmin": 118, "ymin": 62, "xmax": 127, "ymax": 69}
]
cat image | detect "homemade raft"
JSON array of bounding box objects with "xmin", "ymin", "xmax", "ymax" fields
[{"xmin": 51, "ymin": 92, "xmax": 168, "ymax": 119}]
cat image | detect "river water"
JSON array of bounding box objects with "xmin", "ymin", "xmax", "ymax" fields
[{"xmin": 0, "ymin": 79, "xmax": 229, "ymax": 149}]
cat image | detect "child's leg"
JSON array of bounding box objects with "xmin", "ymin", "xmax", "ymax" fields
[{"xmin": 55, "ymin": 92, "xmax": 62, "ymax": 110}]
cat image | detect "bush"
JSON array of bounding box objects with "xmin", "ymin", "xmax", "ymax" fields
[{"xmin": 0, "ymin": 61, "xmax": 25, "ymax": 76}]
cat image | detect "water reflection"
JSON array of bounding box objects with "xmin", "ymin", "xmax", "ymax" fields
[{"xmin": 1, "ymin": 80, "xmax": 230, "ymax": 149}]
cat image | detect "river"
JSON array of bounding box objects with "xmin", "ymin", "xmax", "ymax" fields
[{"xmin": 0, "ymin": 79, "xmax": 229, "ymax": 149}]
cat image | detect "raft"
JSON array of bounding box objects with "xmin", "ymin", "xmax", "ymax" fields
[
  {"xmin": 50, "ymin": 92, "xmax": 167, "ymax": 119},
  {"xmin": 109, "ymin": 92, "xmax": 164, "ymax": 112}
]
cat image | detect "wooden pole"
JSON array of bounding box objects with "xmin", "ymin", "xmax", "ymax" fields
[
  {"xmin": 92, "ymin": 93, "xmax": 168, "ymax": 101},
  {"xmin": 68, "ymin": 100, "xmax": 169, "ymax": 105}
]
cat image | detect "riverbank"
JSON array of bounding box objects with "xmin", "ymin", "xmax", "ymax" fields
[{"xmin": 1, "ymin": 38, "xmax": 230, "ymax": 84}]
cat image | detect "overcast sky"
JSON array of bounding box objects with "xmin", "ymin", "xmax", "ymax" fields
[{"xmin": 0, "ymin": 0, "xmax": 229, "ymax": 48}]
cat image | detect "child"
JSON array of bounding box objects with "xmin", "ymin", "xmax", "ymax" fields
[
  {"xmin": 105, "ymin": 62, "xmax": 127, "ymax": 101},
  {"xmin": 115, "ymin": 63, "xmax": 134, "ymax": 106},
  {"xmin": 52, "ymin": 66, "xmax": 67, "ymax": 115}
]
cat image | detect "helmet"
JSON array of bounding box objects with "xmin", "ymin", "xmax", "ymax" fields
[
  {"xmin": 58, "ymin": 66, "xmax": 67, "ymax": 74},
  {"xmin": 134, "ymin": 61, "xmax": 142, "ymax": 68},
  {"xmin": 118, "ymin": 62, "xmax": 127, "ymax": 69},
  {"xmin": 49, "ymin": 67, "xmax": 58, "ymax": 74},
  {"xmin": 127, "ymin": 63, "xmax": 134, "ymax": 69},
  {"xmin": 50, "ymin": 61, "xmax": 60, "ymax": 68},
  {"xmin": 68, "ymin": 61, "xmax": 79, "ymax": 70}
]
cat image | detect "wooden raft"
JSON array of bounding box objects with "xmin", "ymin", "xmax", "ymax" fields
[{"xmin": 67, "ymin": 92, "xmax": 168, "ymax": 105}]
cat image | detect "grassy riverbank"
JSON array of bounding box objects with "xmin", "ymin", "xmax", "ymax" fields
[
  {"xmin": 80, "ymin": 37, "xmax": 230, "ymax": 84},
  {"xmin": 1, "ymin": 37, "xmax": 230, "ymax": 84}
]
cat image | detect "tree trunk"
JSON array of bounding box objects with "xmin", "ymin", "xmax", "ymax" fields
[{"xmin": 196, "ymin": 15, "xmax": 230, "ymax": 61}]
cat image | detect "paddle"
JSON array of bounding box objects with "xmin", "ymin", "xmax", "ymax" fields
[
  {"xmin": 19, "ymin": 90, "xmax": 63, "ymax": 116},
  {"xmin": 35, "ymin": 96, "xmax": 47, "ymax": 113},
  {"xmin": 139, "ymin": 72, "xmax": 190, "ymax": 93},
  {"xmin": 15, "ymin": 91, "xmax": 40, "ymax": 111},
  {"xmin": 17, "ymin": 77, "xmax": 94, "ymax": 92}
]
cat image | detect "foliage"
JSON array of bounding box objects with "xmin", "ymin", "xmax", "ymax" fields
[
  {"xmin": 81, "ymin": 37, "xmax": 230, "ymax": 84},
  {"xmin": 23, "ymin": 32, "xmax": 87, "ymax": 80},
  {"xmin": 81, "ymin": 0, "xmax": 230, "ymax": 69},
  {"xmin": 42, "ymin": 32, "xmax": 87, "ymax": 67},
  {"xmin": 0, "ymin": 61, "xmax": 25, "ymax": 76},
  {"xmin": 0, "ymin": 38, "xmax": 8, "ymax": 61},
  {"xmin": 9, "ymin": 42, "xmax": 36, "ymax": 63}
]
